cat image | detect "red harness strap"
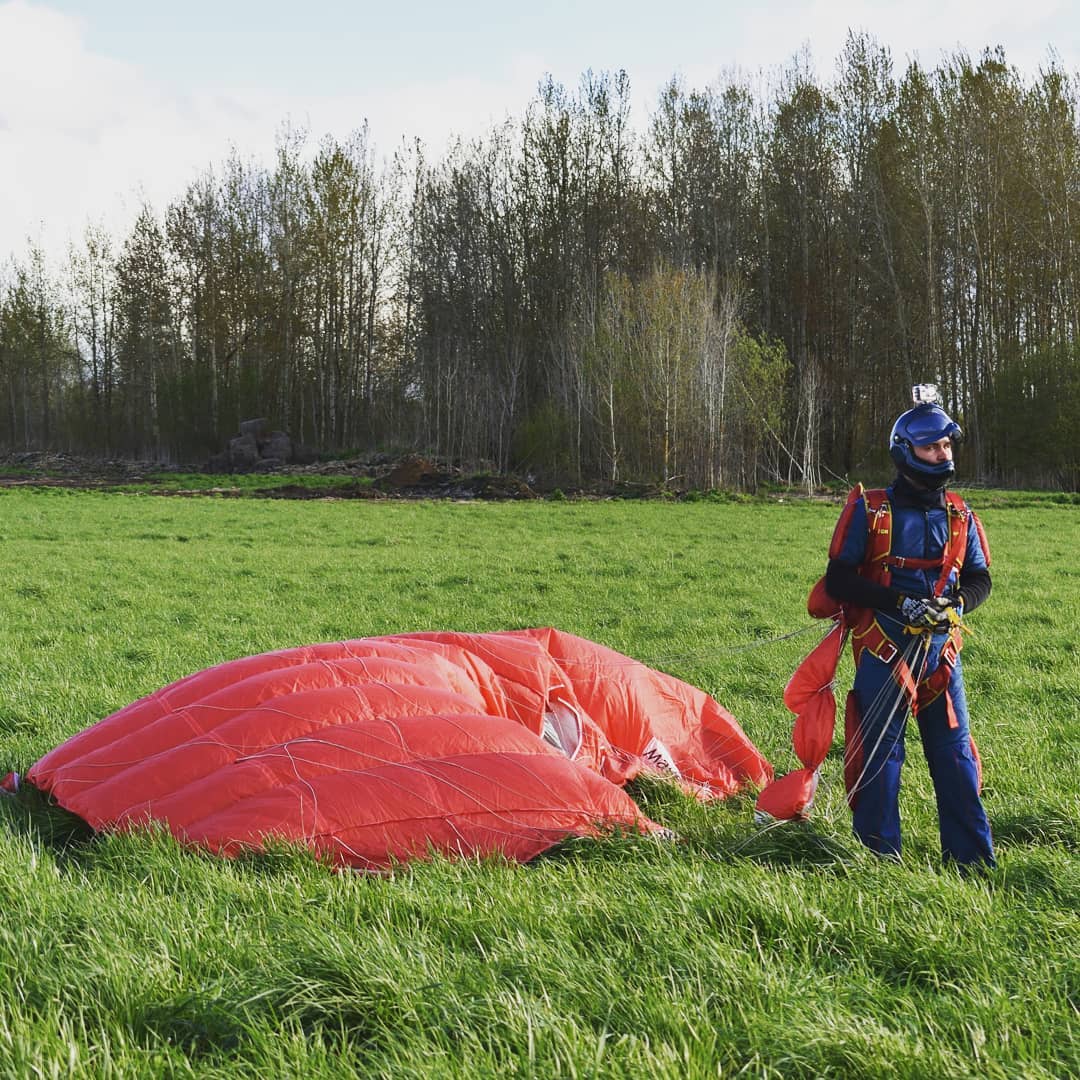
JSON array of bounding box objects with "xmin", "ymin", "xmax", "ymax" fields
[
  {"xmin": 934, "ymin": 495, "xmax": 971, "ymax": 598},
  {"xmin": 862, "ymin": 489, "xmax": 894, "ymax": 587},
  {"xmin": 885, "ymin": 554, "xmax": 940, "ymax": 571}
]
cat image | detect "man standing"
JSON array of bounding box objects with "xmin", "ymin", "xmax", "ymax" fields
[{"xmin": 823, "ymin": 388, "xmax": 995, "ymax": 868}]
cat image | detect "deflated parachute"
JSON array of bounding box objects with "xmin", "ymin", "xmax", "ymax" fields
[
  {"xmin": 9, "ymin": 629, "xmax": 771, "ymax": 870},
  {"xmin": 753, "ymin": 623, "xmax": 845, "ymax": 821}
]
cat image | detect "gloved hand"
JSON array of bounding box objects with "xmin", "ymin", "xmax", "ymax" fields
[
  {"xmin": 897, "ymin": 595, "xmax": 952, "ymax": 630},
  {"xmin": 930, "ymin": 594, "xmax": 963, "ymax": 614},
  {"xmin": 931, "ymin": 594, "xmax": 966, "ymax": 630}
]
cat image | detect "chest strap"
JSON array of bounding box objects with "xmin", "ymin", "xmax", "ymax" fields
[{"xmin": 885, "ymin": 554, "xmax": 942, "ymax": 571}]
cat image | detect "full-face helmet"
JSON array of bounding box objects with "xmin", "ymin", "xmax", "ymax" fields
[{"xmin": 889, "ymin": 398, "xmax": 962, "ymax": 486}]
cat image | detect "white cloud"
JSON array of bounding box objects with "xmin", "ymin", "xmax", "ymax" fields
[
  {"xmin": 0, "ymin": 1, "xmax": 547, "ymax": 265},
  {"xmin": 0, "ymin": 3, "xmax": 255, "ymax": 263},
  {"xmin": 2, "ymin": 0, "xmax": 1076, "ymax": 267},
  {"xmin": 785, "ymin": 0, "xmax": 1071, "ymax": 78}
]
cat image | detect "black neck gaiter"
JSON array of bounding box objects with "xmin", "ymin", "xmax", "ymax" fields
[{"xmin": 893, "ymin": 472, "xmax": 947, "ymax": 509}]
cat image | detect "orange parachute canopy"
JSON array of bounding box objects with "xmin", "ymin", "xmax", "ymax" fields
[
  {"xmin": 754, "ymin": 623, "xmax": 846, "ymax": 821},
  {"xmin": 11, "ymin": 629, "xmax": 771, "ymax": 870}
]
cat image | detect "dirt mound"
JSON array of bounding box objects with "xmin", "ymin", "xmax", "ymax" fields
[
  {"xmin": 0, "ymin": 450, "xmax": 541, "ymax": 501},
  {"xmin": 383, "ymin": 455, "xmax": 444, "ymax": 487}
]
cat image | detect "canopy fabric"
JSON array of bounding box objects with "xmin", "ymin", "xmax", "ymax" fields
[
  {"xmin": 20, "ymin": 629, "xmax": 771, "ymax": 870},
  {"xmin": 754, "ymin": 623, "xmax": 845, "ymax": 821}
]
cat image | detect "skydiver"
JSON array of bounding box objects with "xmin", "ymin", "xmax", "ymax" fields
[{"xmin": 822, "ymin": 386, "xmax": 996, "ymax": 869}]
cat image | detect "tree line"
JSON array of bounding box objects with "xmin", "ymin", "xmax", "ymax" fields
[{"xmin": 2, "ymin": 34, "xmax": 1078, "ymax": 489}]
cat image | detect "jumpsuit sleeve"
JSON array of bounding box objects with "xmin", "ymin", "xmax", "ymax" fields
[
  {"xmin": 957, "ymin": 508, "xmax": 992, "ymax": 613},
  {"xmin": 957, "ymin": 567, "xmax": 991, "ymax": 612}
]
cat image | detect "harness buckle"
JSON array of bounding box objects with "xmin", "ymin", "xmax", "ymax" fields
[{"xmin": 878, "ymin": 641, "xmax": 898, "ymax": 664}]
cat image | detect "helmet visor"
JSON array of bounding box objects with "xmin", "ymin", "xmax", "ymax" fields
[{"xmin": 902, "ymin": 406, "xmax": 962, "ymax": 447}]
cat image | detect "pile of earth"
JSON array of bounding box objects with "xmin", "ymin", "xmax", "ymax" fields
[
  {"xmin": 0, "ymin": 449, "xmax": 548, "ymax": 500},
  {"xmin": 0, "ymin": 451, "xmax": 172, "ymax": 486},
  {"xmin": 263, "ymin": 455, "xmax": 540, "ymax": 501},
  {"xmin": 0, "ymin": 447, "xmax": 723, "ymax": 502}
]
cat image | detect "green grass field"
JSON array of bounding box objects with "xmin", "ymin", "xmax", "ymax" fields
[{"xmin": 1, "ymin": 488, "xmax": 1077, "ymax": 1078}]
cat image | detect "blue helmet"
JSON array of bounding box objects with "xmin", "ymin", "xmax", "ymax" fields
[{"xmin": 889, "ymin": 403, "xmax": 962, "ymax": 485}]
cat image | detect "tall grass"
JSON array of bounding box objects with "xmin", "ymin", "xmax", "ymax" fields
[{"xmin": 0, "ymin": 489, "xmax": 1076, "ymax": 1077}]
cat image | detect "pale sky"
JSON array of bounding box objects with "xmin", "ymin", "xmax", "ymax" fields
[{"xmin": 3, "ymin": 0, "xmax": 1078, "ymax": 264}]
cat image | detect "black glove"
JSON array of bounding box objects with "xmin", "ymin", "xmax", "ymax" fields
[{"xmin": 898, "ymin": 595, "xmax": 951, "ymax": 630}]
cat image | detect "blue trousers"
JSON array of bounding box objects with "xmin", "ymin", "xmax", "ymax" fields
[{"xmin": 847, "ymin": 626, "xmax": 995, "ymax": 867}]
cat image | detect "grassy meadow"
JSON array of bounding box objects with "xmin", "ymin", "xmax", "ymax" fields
[{"xmin": 0, "ymin": 486, "xmax": 1077, "ymax": 1078}]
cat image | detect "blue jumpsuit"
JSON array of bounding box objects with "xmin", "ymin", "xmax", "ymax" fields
[{"xmin": 834, "ymin": 487, "xmax": 996, "ymax": 867}]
